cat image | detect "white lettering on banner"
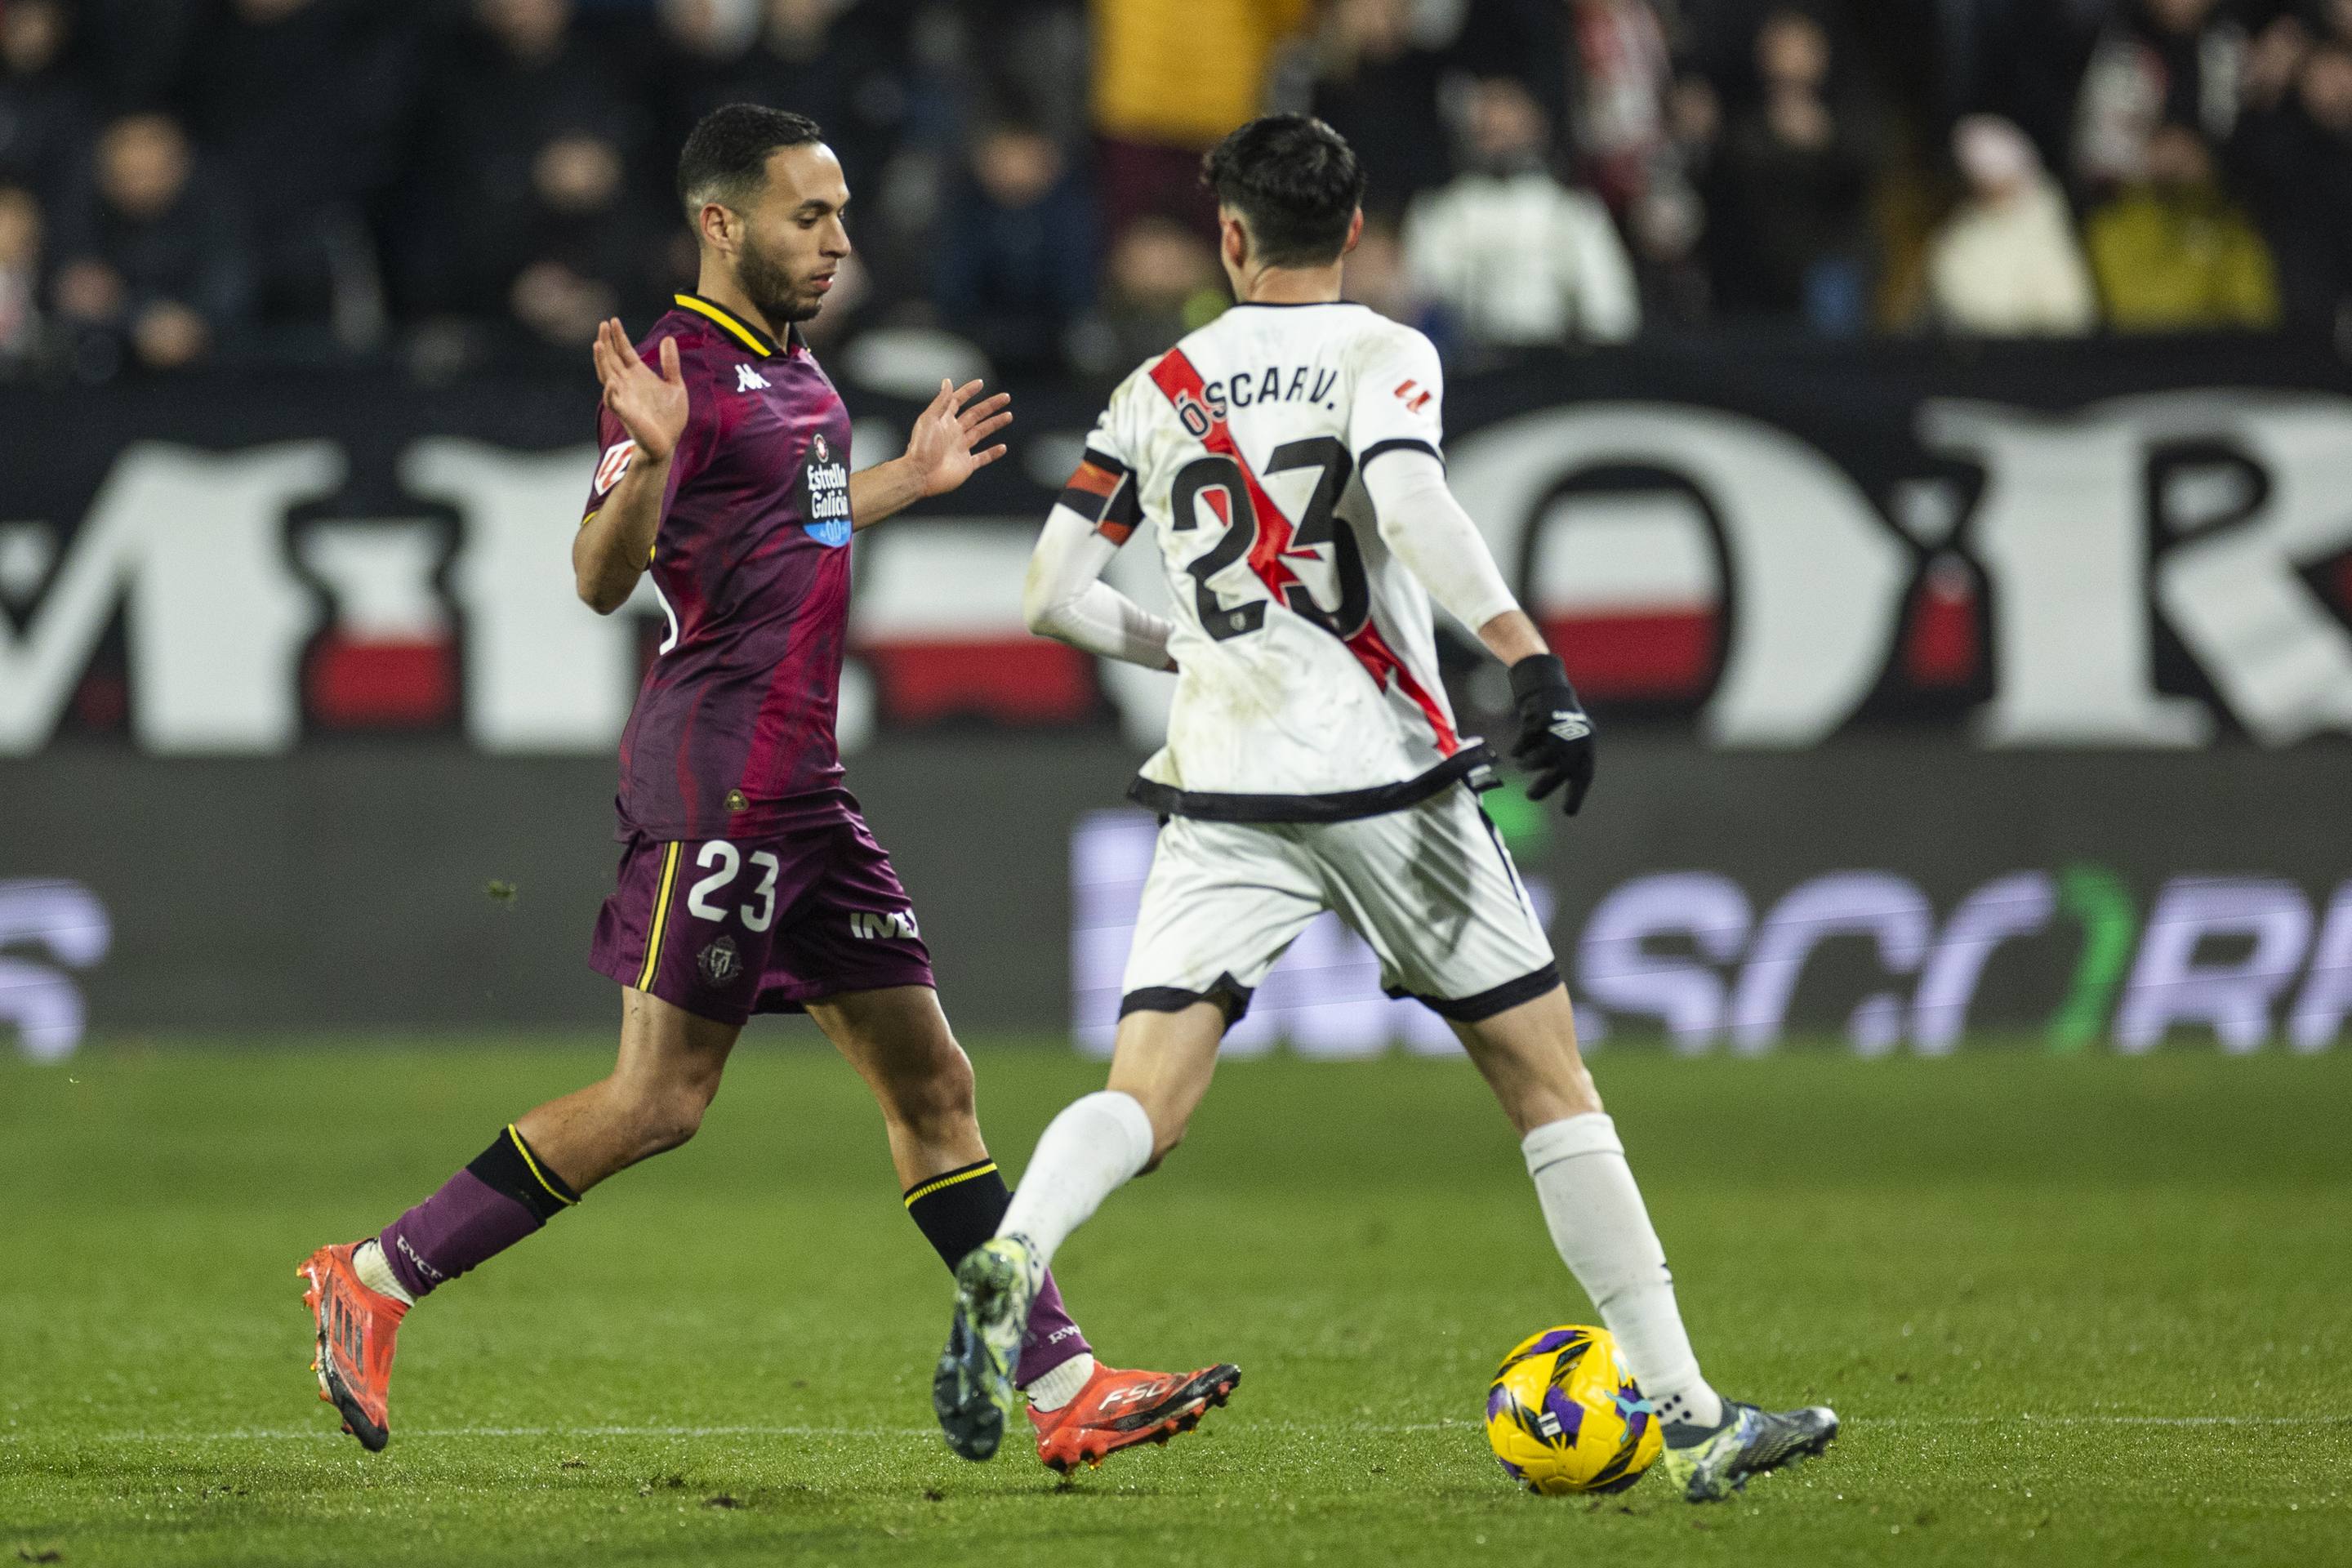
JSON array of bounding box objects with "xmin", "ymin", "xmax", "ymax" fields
[
  {"xmin": 2114, "ymin": 878, "xmax": 2315, "ymax": 1054},
  {"xmin": 2146, "ymin": 394, "xmax": 2352, "ymax": 742},
  {"xmin": 1928, "ymin": 393, "xmax": 2352, "ymax": 746},
  {"xmin": 850, "ymin": 504, "xmax": 1179, "ymax": 751},
  {"xmin": 1447, "ymin": 404, "xmax": 1909, "ymax": 746},
  {"xmin": 1576, "ymin": 872, "xmax": 1752, "ymax": 1053},
  {"xmin": 1436, "ymin": 394, "xmax": 2352, "ymax": 750},
  {"xmin": 299, "ymin": 523, "xmax": 449, "ymax": 641},
  {"xmin": 1927, "ymin": 403, "xmax": 2214, "ymax": 746},
  {"xmin": 1728, "ymin": 872, "xmax": 1936, "ymax": 1056},
  {"xmin": 2288, "ymin": 885, "xmax": 2352, "ymax": 1052},
  {"xmin": 1909, "ymin": 871, "xmax": 2057, "ymax": 1054},
  {"xmin": 0, "ymin": 521, "xmax": 57, "ymax": 602},
  {"xmin": 1070, "ymin": 818, "xmax": 2349, "ymax": 1054},
  {"xmin": 1526, "ymin": 491, "xmax": 1718, "ymax": 648},
  {"xmin": 0, "ymin": 443, "xmax": 334, "ymax": 755},
  {"xmin": 851, "ymin": 520, "xmax": 1038, "ymax": 639},
  {"xmin": 404, "ymin": 439, "xmax": 640, "ymax": 753},
  {"xmin": 7, "ymin": 389, "xmax": 2352, "ymax": 754},
  {"xmin": 0, "ymin": 879, "xmax": 112, "ymax": 1061}
]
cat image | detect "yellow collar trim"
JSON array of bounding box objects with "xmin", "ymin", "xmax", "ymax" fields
[{"xmin": 674, "ymin": 292, "xmax": 778, "ymax": 357}]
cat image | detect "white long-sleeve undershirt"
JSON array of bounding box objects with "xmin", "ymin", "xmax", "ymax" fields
[
  {"xmin": 1360, "ymin": 447, "xmax": 1521, "ymax": 636},
  {"xmin": 1022, "ymin": 506, "xmax": 1177, "ymax": 669}
]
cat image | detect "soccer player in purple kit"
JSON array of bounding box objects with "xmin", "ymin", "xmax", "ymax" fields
[{"xmin": 298, "ymin": 106, "xmax": 1235, "ymax": 1471}]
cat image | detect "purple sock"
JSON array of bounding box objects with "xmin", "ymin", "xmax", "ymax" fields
[
  {"xmin": 901, "ymin": 1158, "xmax": 1092, "ymax": 1387},
  {"xmin": 1018, "ymin": 1271, "xmax": 1092, "ymax": 1386},
  {"xmin": 378, "ymin": 1126, "xmax": 578, "ymax": 1299}
]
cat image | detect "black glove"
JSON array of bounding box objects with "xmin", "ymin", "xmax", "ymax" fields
[{"xmin": 1508, "ymin": 653, "xmax": 1596, "ymax": 815}]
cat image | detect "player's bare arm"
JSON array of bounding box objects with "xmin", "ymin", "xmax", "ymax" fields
[
  {"xmin": 574, "ymin": 318, "xmax": 687, "ymax": 613},
  {"xmin": 849, "ymin": 376, "xmax": 1013, "ymax": 530}
]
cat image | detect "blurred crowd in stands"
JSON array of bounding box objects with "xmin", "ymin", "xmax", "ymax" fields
[{"xmin": 2, "ymin": 0, "xmax": 2350, "ymax": 385}]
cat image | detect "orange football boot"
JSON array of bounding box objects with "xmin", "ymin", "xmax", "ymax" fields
[
  {"xmin": 298, "ymin": 1242, "xmax": 407, "ymax": 1451},
  {"xmin": 1029, "ymin": 1361, "xmax": 1241, "ymax": 1474}
]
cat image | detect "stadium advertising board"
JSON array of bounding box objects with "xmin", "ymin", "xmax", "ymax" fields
[
  {"xmin": 2, "ymin": 341, "xmax": 2345, "ymax": 1051},
  {"xmin": 1, "ymin": 338, "xmax": 2349, "ymax": 755},
  {"xmin": 1073, "ymin": 813, "xmax": 2350, "ymax": 1058},
  {"xmin": 0, "ymin": 877, "xmax": 109, "ymax": 1060},
  {"xmin": 2, "ymin": 740, "xmax": 2341, "ymax": 1054}
]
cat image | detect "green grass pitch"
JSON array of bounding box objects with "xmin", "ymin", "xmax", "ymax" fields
[{"xmin": 3, "ymin": 1039, "xmax": 2348, "ymax": 1566}]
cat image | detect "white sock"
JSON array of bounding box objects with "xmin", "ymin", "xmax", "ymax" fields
[
  {"xmin": 1521, "ymin": 1114, "xmax": 1723, "ymax": 1431},
  {"xmin": 1022, "ymin": 1352, "xmax": 1096, "ymax": 1411},
  {"xmin": 998, "ymin": 1091, "xmax": 1156, "ymax": 1267},
  {"xmin": 351, "ymin": 1239, "xmax": 415, "ymax": 1307}
]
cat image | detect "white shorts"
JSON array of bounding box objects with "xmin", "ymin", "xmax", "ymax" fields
[{"xmin": 1120, "ymin": 785, "xmax": 1561, "ymax": 1027}]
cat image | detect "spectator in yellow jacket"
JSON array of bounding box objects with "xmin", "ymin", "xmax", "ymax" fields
[
  {"xmin": 2085, "ymin": 122, "xmax": 2281, "ymax": 331},
  {"xmin": 1090, "ymin": 0, "xmax": 1312, "ymax": 239}
]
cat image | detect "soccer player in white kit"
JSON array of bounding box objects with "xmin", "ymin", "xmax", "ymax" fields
[{"xmin": 931, "ymin": 115, "xmax": 1838, "ymax": 1500}]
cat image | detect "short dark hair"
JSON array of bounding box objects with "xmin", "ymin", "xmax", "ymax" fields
[
  {"xmin": 1200, "ymin": 115, "xmax": 1365, "ymax": 269},
  {"xmin": 675, "ymin": 105, "xmax": 823, "ymax": 220}
]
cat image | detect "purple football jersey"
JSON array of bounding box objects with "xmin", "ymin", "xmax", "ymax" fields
[{"xmin": 582, "ymin": 292, "xmax": 857, "ymax": 841}]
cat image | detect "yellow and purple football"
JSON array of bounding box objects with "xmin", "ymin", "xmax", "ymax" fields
[{"xmin": 1482, "ymin": 1324, "xmax": 1662, "ymax": 1495}]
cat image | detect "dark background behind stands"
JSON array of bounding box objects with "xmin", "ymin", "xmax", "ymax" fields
[{"xmin": 2, "ymin": 0, "xmax": 2349, "ymax": 387}]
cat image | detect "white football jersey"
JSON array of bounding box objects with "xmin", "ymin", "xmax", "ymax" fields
[{"xmin": 1065, "ymin": 302, "xmax": 1489, "ymax": 819}]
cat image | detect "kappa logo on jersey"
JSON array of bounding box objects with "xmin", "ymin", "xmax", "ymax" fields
[
  {"xmin": 735, "ymin": 363, "xmax": 771, "ymax": 393},
  {"xmin": 800, "ymin": 429, "xmax": 852, "ymax": 547},
  {"xmin": 1392, "ymin": 379, "xmax": 1433, "ymax": 415},
  {"xmin": 849, "ymin": 908, "xmax": 919, "ymax": 940},
  {"xmin": 592, "ymin": 439, "xmax": 637, "ymax": 496}
]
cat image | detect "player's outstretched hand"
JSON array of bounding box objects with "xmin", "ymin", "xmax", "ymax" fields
[
  {"xmin": 904, "ymin": 377, "xmax": 1013, "ymax": 498},
  {"xmin": 1507, "ymin": 654, "xmax": 1597, "ymax": 816},
  {"xmin": 591, "ymin": 318, "xmax": 688, "ymax": 463}
]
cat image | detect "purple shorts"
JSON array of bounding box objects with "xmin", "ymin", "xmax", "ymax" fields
[{"xmin": 589, "ymin": 813, "xmax": 935, "ymax": 1026}]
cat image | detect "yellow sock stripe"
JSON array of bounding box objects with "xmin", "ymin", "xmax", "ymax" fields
[
  {"xmin": 902, "ymin": 1160, "xmax": 999, "ymax": 1208},
  {"xmin": 673, "ymin": 294, "xmax": 771, "ymax": 356},
  {"xmin": 635, "ymin": 841, "xmax": 683, "ymax": 991},
  {"xmin": 506, "ymin": 1125, "xmax": 577, "ymax": 1207}
]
